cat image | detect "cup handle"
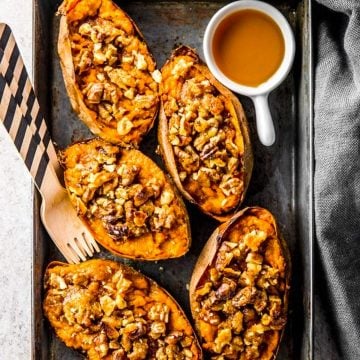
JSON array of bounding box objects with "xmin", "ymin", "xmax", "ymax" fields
[{"xmin": 252, "ymin": 94, "xmax": 276, "ymax": 146}]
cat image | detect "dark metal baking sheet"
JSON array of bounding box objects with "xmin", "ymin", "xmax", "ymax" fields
[{"xmin": 32, "ymin": 0, "xmax": 313, "ymax": 359}]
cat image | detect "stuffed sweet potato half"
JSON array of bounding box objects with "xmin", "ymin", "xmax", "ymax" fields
[
  {"xmin": 58, "ymin": 0, "xmax": 160, "ymax": 146},
  {"xmin": 190, "ymin": 207, "xmax": 290, "ymax": 359},
  {"xmin": 158, "ymin": 46, "xmax": 253, "ymax": 221},
  {"xmin": 60, "ymin": 138, "xmax": 191, "ymax": 260},
  {"xmin": 43, "ymin": 259, "xmax": 202, "ymax": 360}
]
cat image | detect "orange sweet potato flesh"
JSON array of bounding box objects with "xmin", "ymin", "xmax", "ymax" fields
[
  {"xmin": 43, "ymin": 259, "xmax": 202, "ymax": 360},
  {"xmin": 158, "ymin": 46, "xmax": 253, "ymax": 222},
  {"xmin": 190, "ymin": 207, "xmax": 291, "ymax": 359},
  {"xmin": 60, "ymin": 138, "xmax": 191, "ymax": 260},
  {"xmin": 58, "ymin": 0, "xmax": 159, "ymax": 147}
]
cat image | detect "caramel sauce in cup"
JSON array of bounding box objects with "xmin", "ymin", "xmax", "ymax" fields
[
  {"xmin": 213, "ymin": 9, "xmax": 285, "ymax": 87},
  {"xmin": 204, "ymin": 1, "xmax": 295, "ymax": 146}
]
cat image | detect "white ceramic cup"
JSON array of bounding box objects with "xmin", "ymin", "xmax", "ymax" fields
[{"xmin": 203, "ymin": 0, "xmax": 295, "ymax": 146}]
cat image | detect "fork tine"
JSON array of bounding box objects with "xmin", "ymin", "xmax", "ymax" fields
[
  {"xmin": 75, "ymin": 232, "xmax": 94, "ymax": 257},
  {"xmin": 74, "ymin": 237, "xmax": 88, "ymax": 258},
  {"xmin": 53, "ymin": 238, "xmax": 79, "ymax": 264},
  {"xmin": 67, "ymin": 239, "xmax": 87, "ymax": 262},
  {"xmin": 42, "ymin": 221, "xmax": 79, "ymax": 264},
  {"xmin": 63, "ymin": 250, "xmax": 79, "ymax": 264},
  {"xmin": 83, "ymin": 228, "xmax": 101, "ymax": 253},
  {"xmin": 51, "ymin": 238, "xmax": 77, "ymax": 264},
  {"xmin": 89, "ymin": 238, "xmax": 100, "ymax": 253}
]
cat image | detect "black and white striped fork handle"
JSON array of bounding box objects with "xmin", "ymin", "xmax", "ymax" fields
[
  {"xmin": 0, "ymin": 23, "xmax": 61, "ymax": 178},
  {"xmin": 0, "ymin": 75, "xmax": 58, "ymax": 193}
]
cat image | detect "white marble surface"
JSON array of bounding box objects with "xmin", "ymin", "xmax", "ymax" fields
[{"xmin": 0, "ymin": 1, "xmax": 33, "ymax": 359}]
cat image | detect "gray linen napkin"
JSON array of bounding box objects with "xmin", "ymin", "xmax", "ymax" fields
[{"xmin": 314, "ymin": 0, "xmax": 360, "ymax": 358}]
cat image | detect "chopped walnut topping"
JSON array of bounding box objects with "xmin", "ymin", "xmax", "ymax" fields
[
  {"xmin": 161, "ymin": 49, "xmax": 247, "ymax": 216},
  {"xmin": 193, "ymin": 211, "xmax": 288, "ymax": 359},
  {"xmin": 63, "ymin": 140, "xmax": 184, "ymax": 241},
  {"xmin": 44, "ymin": 260, "xmax": 200, "ymax": 360},
  {"xmin": 69, "ymin": 2, "xmax": 158, "ymax": 145}
]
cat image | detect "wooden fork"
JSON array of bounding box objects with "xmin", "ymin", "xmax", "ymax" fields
[{"xmin": 0, "ymin": 23, "xmax": 100, "ymax": 263}]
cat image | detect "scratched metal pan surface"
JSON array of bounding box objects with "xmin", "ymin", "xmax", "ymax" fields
[{"xmin": 32, "ymin": 0, "xmax": 313, "ymax": 359}]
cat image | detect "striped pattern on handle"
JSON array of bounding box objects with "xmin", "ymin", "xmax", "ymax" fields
[
  {"xmin": 0, "ymin": 75, "xmax": 51, "ymax": 188},
  {"xmin": 0, "ymin": 23, "xmax": 61, "ymax": 177}
]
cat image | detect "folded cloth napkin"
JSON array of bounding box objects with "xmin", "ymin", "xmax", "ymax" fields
[{"xmin": 314, "ymin": 0, "xmax": 360, "ymax": 358}]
